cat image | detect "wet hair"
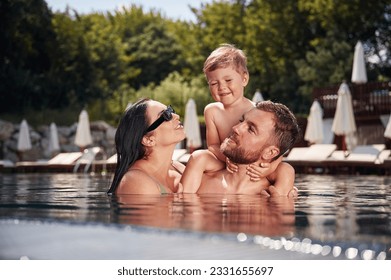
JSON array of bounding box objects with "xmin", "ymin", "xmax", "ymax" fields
[
  {"xmin": 203, "ymin": 43, "xmax": 248, "ymax": 76},
  {"xmin": 255, "ymin": 101, "xmax": 300, "ymax": 161},
  {"xmin": 107, "ymin": 98, "xmax": 151, "ymax": 194}
]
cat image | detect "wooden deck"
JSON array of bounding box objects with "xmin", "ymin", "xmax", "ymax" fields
[{"xmin": 312, "ymin": 81, "xmax": 391, "ymax": 120}]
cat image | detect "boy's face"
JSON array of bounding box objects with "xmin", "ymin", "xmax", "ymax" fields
[{"xmin": 206, "ymin": 66, "xmax": 248, "ymax": 105}]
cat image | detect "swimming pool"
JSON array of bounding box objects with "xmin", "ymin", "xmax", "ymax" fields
[{"xmin": 0, "ymin": 173, "xmax": 390, "ymax": 260}]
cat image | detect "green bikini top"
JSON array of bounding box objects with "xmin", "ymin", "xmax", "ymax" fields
[
  {"xmin": 130, "ymin": 162, "xmax": 182, "ymax": 194},
  {"xmin": 130, "ymin": 169, "xmax": 168, "ymax": 194}
]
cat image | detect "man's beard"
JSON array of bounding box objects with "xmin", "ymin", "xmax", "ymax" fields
[{"xmin": 221, "ymin": 138, "xmax": 260, "ymax": 164}]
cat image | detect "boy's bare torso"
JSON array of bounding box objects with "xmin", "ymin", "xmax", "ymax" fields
[{"xmin": 210, "ymin": 100, "xmax": 254, "ymax": 142}]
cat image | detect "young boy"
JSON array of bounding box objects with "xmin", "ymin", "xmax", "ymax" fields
[{"xmin": 180, "ymin": 44, "xmax": 296, "ymax": 196}]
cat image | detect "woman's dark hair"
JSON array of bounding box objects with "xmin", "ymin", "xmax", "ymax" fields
[{"xmin": 107, "ymin": 98, "xmax": 150, "ymax": 194}]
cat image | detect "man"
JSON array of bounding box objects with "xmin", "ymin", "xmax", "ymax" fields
[{"xmin": 180, "ymin": 100, "xmax": 300, "ymax": 196}]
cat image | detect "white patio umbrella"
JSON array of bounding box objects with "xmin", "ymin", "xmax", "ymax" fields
[
  {"xmin": 125, "ymin": 102, "xmax": 133, "ymax": 110},
  {"xmin": 384, "ymin": 113, "xmax": 391, "ymax": 139},
  {"xmin": 304, "ymin": 100, "xmax": 324, "ymax": 144},
  {"xmin": 49, "ymin": 122, "xmax": 60, "ymax": 154},
  {"xmin": 252, "ymin": 89, "xmax": 264, "ymax": 103},
  {"xmin": 332, "ymin": 82, "xmax": 357, "ymax": 151},
  {"xmin": 184, "ymin": 98, "xmax": 202, "ymax": 152},
  {"xmin": 74, "ymin": 109, "xmax": 92, "ymax": 150},
  {"xmin": 351, "ymin": 41, "xmax": 367, "ymax": 84},
  {"xmin": 17, "ymin": 119, "xmax": 32, "ymax": 152},
  {"xmin": 17, "ymin": 119, "xmax": 32, "ymax": 161}
]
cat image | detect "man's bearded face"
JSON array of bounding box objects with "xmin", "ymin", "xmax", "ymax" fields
[{"xmin": 220, "ymin": 134, "xmax": 261, "ymax": 164}]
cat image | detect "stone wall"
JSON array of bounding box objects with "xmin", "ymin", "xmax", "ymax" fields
[{"xmin": 0, "ymin": 119, "xmax": 116, "ymax": 162}]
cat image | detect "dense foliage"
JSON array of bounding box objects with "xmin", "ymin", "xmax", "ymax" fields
[{"xmin": 1, "ymin": 0, "xmax": 390, "ymax": 125}]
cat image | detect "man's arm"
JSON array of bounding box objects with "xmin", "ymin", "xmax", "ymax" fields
[{"xmin": 180, "ymin": 149, "xmax": 224, "ymax": 193}]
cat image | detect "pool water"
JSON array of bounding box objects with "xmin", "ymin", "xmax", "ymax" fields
[{"xmin": 0, "ymin": 173, "xmax": 390, "ymax": 259}]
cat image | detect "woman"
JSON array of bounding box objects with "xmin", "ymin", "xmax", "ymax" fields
[{"xmin": 108, "ymin": 98, "xmax": 186, "ymax": 195}]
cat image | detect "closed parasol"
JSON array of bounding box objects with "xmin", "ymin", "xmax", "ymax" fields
[
  {"xmin": 184, "ymin": 98, "xmax": 202, "ymax": 152},
  {"xmin": 304, "ymin": 100, "xmax": 324, "ymax": 144},
  {"xmin": 331, "ymin": 82, "xmax": 357, "ymax": 151},
  {"xmin": 74, "ymin": 110, "xmax": 92, "ymax": 150}
]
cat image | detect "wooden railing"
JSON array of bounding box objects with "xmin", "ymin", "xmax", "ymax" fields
[{"xmin": 312, "ymin": 81, "xmax": 391, "ymax": 120}]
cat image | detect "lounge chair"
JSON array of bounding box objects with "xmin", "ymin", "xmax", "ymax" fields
[
  {"xmin": 285, "ymin": 144, "xmax": 337, "ymax": 161},
  {"xmin": 376, "ymin": 149, "xmax": 391, "ymax": 164},
  {"xmin": 47, "ymin": 152, "xmax": 83, "ymax": 172},
  {"xmin": 285, "ymin": 147, "xmax": 311, "ymax": 161},
  {"xmin": 172, "ymin": 149, "xmax": 187, "ymax": 161},
  {"xmin": 106, "ymin": 153, "xmax": 117, "ymax": 164},
  {"xmin": 73, "ymin": 147, "xmax": 106, "ymax": 173},
  {"xmin": 324, "ymin": 144, "xmax": 387, "ymax": 174},
  {"xmin": 48, "ymin": 152, "xmax": 83, "ymax": 165},
  {"xmin": 345, "ymin": 144, "xmax": 385, "ymax": 162},
  {"xmin": 284, "ymin": 144, "xmax": 337, "ymax": 173},
  {"xmin": 14, "ymin": 152, "xmax": 83, "ymax": 172},
  {"xmin": 0, "ymin": 159, "xmax": 15, "ymax": 172}
]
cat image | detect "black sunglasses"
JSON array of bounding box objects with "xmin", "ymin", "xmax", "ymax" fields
[{"xmin": 145, "ymin": 105, "xmax": 175, "ymax": 133}]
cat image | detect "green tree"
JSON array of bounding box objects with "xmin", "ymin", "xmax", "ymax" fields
[{"xmin": 0, "ymin": 0, "xmax": 56, "ymax": 113}]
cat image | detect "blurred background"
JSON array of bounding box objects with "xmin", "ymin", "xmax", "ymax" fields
[{"xmin": 1, "ymin": 0, "xmax": 390, "ymax": 126}]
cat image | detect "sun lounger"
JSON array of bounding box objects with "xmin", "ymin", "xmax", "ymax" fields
[
  {"xmin": 45, "ymin": 152, "xmax": 84, "ymax": 172},
  {"xmin": 172, "ymin": 149, "xmax": 187, "ymax": 161},
  {"xmin": 284, "ymin": 144, "xmax": 337, "ymax": 174},
  {"xmin": 73, "ymin": 147, "xmax": 106, "ymax": 173},
  {"xmin": 345, "ymin": 144, "xmax": 385, "ymax": 162},
  {"xmin": 322, "ymin": 144, "xmax": 387, "ymax": 174},
  {"xmin": 0, "ymin": 160, "xmax": 15, "ymax": 168},
  {"xmin": 48, "ymin": 152, "xmax": 83, "ymax": 165},
  {"xmin": 376, "ymin": 149, "xmax": 391, "ymax": 164},
  {"xmin": 13, "ymin": 152, "xmax": 83, "ymax": 172},
  {"xmin": 0, "ymin": 159, "xmax": 15, "ymax": 172},
  {"xmin": 285, "ymin": 147, "xmax": 310, "ymax": 161},
  {"xmin": 285, "ymin": 144, "xmax": 337, "ymax": 161},
  {"xmin": 106, "ymin": 154, "xmax": 117, "ymax": 164}
]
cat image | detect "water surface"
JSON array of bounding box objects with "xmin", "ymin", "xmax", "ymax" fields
[{"xmin": 0, "ymin": 173, "xmax": 390, "ymax": 259}]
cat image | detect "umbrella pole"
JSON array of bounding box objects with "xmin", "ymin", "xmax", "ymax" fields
[
  {"xmin": 342, "ymin": 135, "xmax": 349, "ymax": 157},
  {"xmin": 17, "ymin": 151, "xmax": 23, "ymax": 161}
]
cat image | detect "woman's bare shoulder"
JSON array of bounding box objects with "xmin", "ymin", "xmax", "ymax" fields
[{"xmin": 116, "ymin": 169, "xmax": 160, "ymax": 194}]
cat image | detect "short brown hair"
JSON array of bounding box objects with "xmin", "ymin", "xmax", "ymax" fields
[
  {"xmin": 203, "ymin": 43, "xmax": 248, "ymax": 75},
  {"xmin": 255, "ymin": 101, "xmax": 300, "ymax": 160}
]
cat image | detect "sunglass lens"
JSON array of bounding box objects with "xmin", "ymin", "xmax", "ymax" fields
[{"xmin": 163, "ymin": 106, "xmax": 174, "ymax": 121}]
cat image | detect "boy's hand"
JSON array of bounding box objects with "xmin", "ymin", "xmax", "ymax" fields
[
  {"xmin": 246, "ymin": 162, "xmax": 271, "ymax": 181},
  {"xmin": 226, "ymin": 157, "xmax": 238, "ymax": 173},
  {"xmin": 266, "ymin": 185, "xmax": 298, "ymax": 198},
  {"xmin": 287, "ymin": 186, "xmax": 298, "ymax": 198}
]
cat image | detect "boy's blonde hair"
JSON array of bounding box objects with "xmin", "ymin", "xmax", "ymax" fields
[{"xmin": 203, "ymin": 43, "xmax": 248, "ymax": 75}]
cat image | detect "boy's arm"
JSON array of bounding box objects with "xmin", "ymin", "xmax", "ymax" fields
[
  {"xmin": 246, "ymin": 156, "xmax": 282, "ymax": 181},
  {"xmin": 204, "ymin": 105, "xmax": 226, "ymax": 162},
  {"xmin": 180, "ymin": 149, "xmax": 224, "ymax": 193},
  {"xmin": 266, "ymin": 162, "xmax": 297, "ymax": 197}
]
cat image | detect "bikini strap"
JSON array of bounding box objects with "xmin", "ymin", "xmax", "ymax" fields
[{"xmin": 129, "ymin": 169, "xmax": 168, "ymax": 194}]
